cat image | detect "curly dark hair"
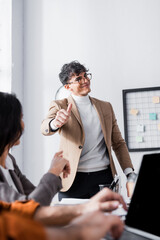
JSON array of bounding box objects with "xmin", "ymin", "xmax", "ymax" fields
[
  {"xmin": 0, "ymin": 92, "xmax": 23, "ymax": 156},
  {"xmin": 59, "ymin": 60, "xmax": 89, "ymax": 85}
]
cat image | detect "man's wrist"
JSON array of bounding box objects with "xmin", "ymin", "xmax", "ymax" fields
[
  {"xmin": 126, "ymin": 172, "xmax": 137, "ymax": 182},
  {"xmin": 49, "ymin": 119, "xmax": 59, "ymax": 132}
]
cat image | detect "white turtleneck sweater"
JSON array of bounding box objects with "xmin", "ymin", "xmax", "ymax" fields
[{"xmin": 72, "ymin": 94, "xmax": 109, "ymax": 172}]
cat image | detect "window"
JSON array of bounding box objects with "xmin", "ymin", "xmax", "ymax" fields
[{"xmin": 0, "ymin": 0, "xmax": 12, "ymax": 92}]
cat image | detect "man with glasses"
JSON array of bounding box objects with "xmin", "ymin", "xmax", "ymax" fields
[{"xmin": 41, "ymin": 61, "xmax": 135, "ymax": 200}]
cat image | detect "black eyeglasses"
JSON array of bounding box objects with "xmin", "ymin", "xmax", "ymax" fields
[{"xmin": 67, "ymin": 73, "xmax": 92, "ymax": 85}]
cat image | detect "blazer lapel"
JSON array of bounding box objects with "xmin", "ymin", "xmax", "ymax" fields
[
  {"xmin": 0, "ymin": 168, "xmax": 8, "ymax": 182},
  {"xmin": 0, "ymin": 168, "xmax": 24, "ymax": 194},
  {"xmin": 68, "ymin": 95, "xmax": 83, "ymax": 127},
  {"xmin": 9, "ymin": 170, "xmax": 25, "ymax": 194},
  {"xmin": 68, "ymin": 95, "xmax": 85, "ymax": 144}
]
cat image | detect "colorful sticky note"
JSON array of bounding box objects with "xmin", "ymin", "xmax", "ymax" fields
[
  {"xmin": 149, "ymin": 113, "xmax": 157, "ymax": 120},
  {"xmin": 152, "ymin": 96, "xmax": 160, "ymax": 104},
  {"xmin": 137, "ymin": 124, "xmax": 145, "ymax": 132},
  {"xmin": 130, "ymin": 109, "xmax": 139, "ymax": 115},
  {"xmin": 136, "ymin": 136, "xmax": 143, "ymax": 143}
]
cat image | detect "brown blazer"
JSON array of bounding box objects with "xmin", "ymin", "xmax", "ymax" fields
[{"xmin": 41, "ymin": 95, "xmax": 134, "ymax": 192}]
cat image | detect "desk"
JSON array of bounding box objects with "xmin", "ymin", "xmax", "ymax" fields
[{"xmin": 105, "ymin": 229, "xmax": 153, "ymax": 240}]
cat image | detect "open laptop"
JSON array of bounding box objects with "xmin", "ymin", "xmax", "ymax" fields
[{"xmin": 106, "ymin": 153, "xmax": 160, "ymax": 240}]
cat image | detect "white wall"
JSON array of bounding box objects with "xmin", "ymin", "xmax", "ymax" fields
[
  {"xmin": 11, "ymin": 0, "xmax": 24, "ymax": 169},
  {"xmin": 16, "ymin": 0, "xmax": 160, "ymax": 199}
]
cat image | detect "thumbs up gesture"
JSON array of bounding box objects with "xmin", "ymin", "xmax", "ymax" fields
[{"xmin": 52, "ymin": 103, "xmax": 72, "ymax": 128}]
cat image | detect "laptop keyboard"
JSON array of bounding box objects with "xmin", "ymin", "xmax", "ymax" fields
[{"xmin": 104, "ymin": 229, "xmax": 151, "ymax": 240}]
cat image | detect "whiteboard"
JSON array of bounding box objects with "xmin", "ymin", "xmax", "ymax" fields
[{"xmin": 123, "ymin": 87, "xmax": 160, "ymax": 152}]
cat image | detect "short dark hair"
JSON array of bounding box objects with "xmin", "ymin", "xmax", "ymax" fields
[
  {"xmin": 0, "ymin": 92, "xmax": 23, "ymax": 156},
  {"xmin": 59, "ymin": 60, "xmax": 89, "ymax": 85}
]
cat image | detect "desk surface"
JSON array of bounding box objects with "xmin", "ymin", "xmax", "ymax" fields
[{"xmin": 105, "ymin": 229, "xmax": 152, "ymax": 240}]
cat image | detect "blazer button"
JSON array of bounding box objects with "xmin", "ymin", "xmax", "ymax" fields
[{"xmin": 79, "ymin": 145, "xmax": 83, "ymax": 149}]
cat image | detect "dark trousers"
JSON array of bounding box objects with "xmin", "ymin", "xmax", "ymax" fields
[{"xmin": 58, "ymin": 166, "xmax": 113, "ymax": 201}]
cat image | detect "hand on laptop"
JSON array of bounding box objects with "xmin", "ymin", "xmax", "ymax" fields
[
  {"xmin": 81, "ymin": 187, "xmax": 127, "ymax": 213},
  {"xmin": 69, "ymin": 210, "xmax": 124, "ymax": 240}
]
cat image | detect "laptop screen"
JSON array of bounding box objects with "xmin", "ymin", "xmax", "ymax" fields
[{"xmin": 125, "ymin": 153, "xmax": 160, "ymax": 238}]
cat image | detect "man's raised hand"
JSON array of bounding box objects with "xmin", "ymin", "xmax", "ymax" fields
[{"xmin": 52, "ymin": 103, "xmax": 72, "ymax": 128}]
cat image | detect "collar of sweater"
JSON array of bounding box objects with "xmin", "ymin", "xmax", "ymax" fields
[{"xmin": 71, "ymin": 94, "xmax": 90, "ymax": 105}]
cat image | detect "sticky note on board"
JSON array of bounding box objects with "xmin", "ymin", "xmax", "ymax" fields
[
  {"xmin": 136, "ymin": 136, "xmax": 143, "ymax": 143},
  {"xmin": 158, "ymin": 124, "xmax": 160, "ymax": 131},
  {"xmin": 130, "ymin": 109, "xmax": 139, "ymax": 115},
  {"xmin": 137, "ymin": 124, "xmax": 145, "ymax": 132},
  {"xmin": 149, "ymin": 113, "xmax": 157, "ymax": 120},
  {"xmin": 152, "ymin": 96, "xmax": 160, "ymax": 104}
]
